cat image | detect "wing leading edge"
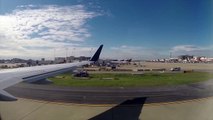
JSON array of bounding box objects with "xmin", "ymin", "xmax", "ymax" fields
[{"xmin": 0, "ymin": 45, "xmax": 103, "ymax": 101}]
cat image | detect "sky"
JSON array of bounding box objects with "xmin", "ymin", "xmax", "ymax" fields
[{"xmin": 0, "ymin": 0, "xmax": 212, "ymax": 60}]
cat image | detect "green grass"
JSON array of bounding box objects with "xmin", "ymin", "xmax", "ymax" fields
[{"xmin": 49, "ymin": 72, "xmax": 213, "ymax": 87}]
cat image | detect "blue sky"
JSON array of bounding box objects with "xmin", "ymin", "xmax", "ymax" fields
[{"xmin": 0, "ymin": 0, "xmax": 212, "ymax": 59}]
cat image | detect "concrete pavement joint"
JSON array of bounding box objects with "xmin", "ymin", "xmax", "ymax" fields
[{"xmin": 17, "ymin": 100, "xmax": 49, "ymax": 120}]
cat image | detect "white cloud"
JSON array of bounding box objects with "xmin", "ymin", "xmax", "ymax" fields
[
  {"xmin": 107, "ymin": 44, "xmax": 213, "ymax": 60},
  {"xmin": 172, "ymin": 45, "xmax": 203, "ymax": 52},
  {"xmin": 0, "ymin": 5, "xmax": 100, "ymax": 59},
  {"xmin": 108, "ymin": 45, "xmax": 167, "ymax": 60},
  {"xmin": 171, "ymin": 45, "xmax": 213, "ymax": 56}
]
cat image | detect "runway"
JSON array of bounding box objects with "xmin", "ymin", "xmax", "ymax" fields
[{"xmin": 5, "ymin": 79, "xmax": 213, "ymax": 104}]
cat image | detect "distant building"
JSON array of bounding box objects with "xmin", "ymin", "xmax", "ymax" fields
[
  {"xmin": 39, "ymin": 59, "xmax": 53, "ymax": 65},
  {"xmin": 54, "ymin": 57, "xmax": 66, "ymax": 64},
  {"xmin": 167, "ymin": 58, "xmax": 179, "ymax": 63},
  {"xmin": 27, "ymin": 59, "xmax": 37, "ymax": 66},
  {"xmin": 178, "ymin": 55, "xmax": 193, "ymax": 62},
  {"xmin": 41, "ymin": 58, "xmax": 45, "ymax": 61},
  {"xmin": 78, "ymin": 56, "xmax": 90, "ymax": 61},
  {"xmin": 66, "ymin": 56, "xmax": 75, "ymax": 63},
  {"xmin": 0, "ymin": 63, "xmax": 27, "ymax": 68},
  {"xmin": 11, "ymin": 58, "xmax": 27, "ymax": 63}
]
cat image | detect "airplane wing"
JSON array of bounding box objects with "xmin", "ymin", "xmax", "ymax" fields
[{"xmin": 0, "ymin": 45, "xmax": 103, "ymax": 101}]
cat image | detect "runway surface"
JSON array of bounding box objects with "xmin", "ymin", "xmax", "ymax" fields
[{"xmin": 5, "ymin": 79, "xmax": 213, "ymax": 104}]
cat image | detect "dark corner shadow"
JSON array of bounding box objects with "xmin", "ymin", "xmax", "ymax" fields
[
  {"xmin": 0, "ymin": 113, "xmax": 1, "ymax": 120},
  {"xmin": 89, "ymin": 97, "xmax": 147, "ymax": 120}
]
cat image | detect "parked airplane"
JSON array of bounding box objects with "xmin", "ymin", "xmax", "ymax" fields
[{"xmin": 0, "ymin": 45, "xmax": 103, "ymax": 101}]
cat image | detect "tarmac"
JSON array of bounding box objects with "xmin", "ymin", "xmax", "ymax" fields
[
  {"xmin": 1, "ymin": 97, "xmax": 213, "ymax": 120},
  {"xmin": 4, "ymin": 78, "xmax": 213, "ymax": 104}
]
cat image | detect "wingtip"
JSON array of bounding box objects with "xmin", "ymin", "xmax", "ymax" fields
[
  {"xmin": 0, "ymin": 90, "xmax": 17, "ymax": 101},
  {"xmin": 90, "ymin": 44, "xmax": 103, "ymax": 62}
]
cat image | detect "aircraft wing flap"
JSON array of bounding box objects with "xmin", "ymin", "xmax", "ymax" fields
[{"xmin": 0, "ymin": 77, "xmax": 23, "ymax": 90}]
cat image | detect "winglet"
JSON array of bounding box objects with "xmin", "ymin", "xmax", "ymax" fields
[{"xmin": 90, "ymin": 44, "xmax": 103, "ymax": 61}]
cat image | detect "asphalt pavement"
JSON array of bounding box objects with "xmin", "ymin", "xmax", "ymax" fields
[{"xmin": 5, "ymin": 79, "xmax": 213, "ymax": 104}]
